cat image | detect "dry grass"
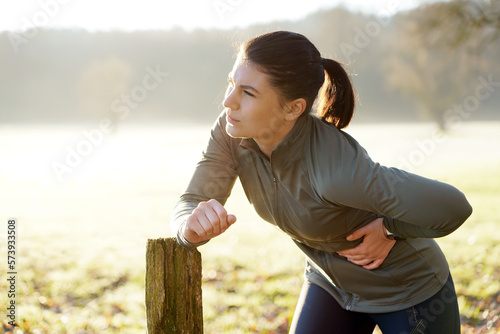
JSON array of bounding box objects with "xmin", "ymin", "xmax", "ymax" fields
[{"xmin": 0, "ymin": 121, "xmax": 499, "ymax": 333}]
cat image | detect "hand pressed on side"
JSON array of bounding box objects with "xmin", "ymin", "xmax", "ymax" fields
[
  {"xmin": 337, "ymin": 217, "xmax": 396, "ymax": 270},
  {"xmin": 183, "ymin": 199, "xmax": 237, "ymax": 244}
]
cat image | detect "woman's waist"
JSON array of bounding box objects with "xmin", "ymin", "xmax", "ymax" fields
[
  {"xmin": 279, "ymin": 211, "xmax": 379, "ymax": 252},
  {"xmin": 298, "ymin": 238, "xmax": 449, "ymax": 300}
]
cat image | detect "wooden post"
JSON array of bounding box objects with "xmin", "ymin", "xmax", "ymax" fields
[{"xmin": 146, "ymin": 237, "xmax": 203, "ymax": 334}]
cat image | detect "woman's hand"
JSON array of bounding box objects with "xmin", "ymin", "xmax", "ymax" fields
[
  {"xmin": 183, "ymin": 199, "xmax": 237, "ymax": 244},
  {"xmin": 337, "ymin": 218, "xmax": 396, "ymax": 270}
]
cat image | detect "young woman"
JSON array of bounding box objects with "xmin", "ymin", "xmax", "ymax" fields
[{"xmin": 170, "ymin": 31, "xmax": 472, "ymax": 333}]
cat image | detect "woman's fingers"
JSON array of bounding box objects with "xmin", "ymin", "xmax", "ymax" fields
[
  {"xmin": 337, "ymin": 217, "xmax": 396, "ymax": 270},
  {"xmin": 227, "ymin": 214, "xmax": 237, "ymax": 226},
  {"xmin": 183, "ymin": 199, "xmax": 237, "ymax": 243},
  {"xmin": 363, "ymin": 259, "xmax": 383, "ymax": 270},
  {"xmin": 186, "ymin": 209, "xmax": 211, "ymax": 237},
  {"xmin": 203, "ymin": 201, "xmax": 222, "ymax": 235},
  {"xmin": 208, "ymin": 199, "xmax": 228, "ymax": 233}
]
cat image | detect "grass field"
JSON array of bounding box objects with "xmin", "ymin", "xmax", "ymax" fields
[{"xmin": 0, "ymin": 121, "xmax": 499, "ymax": 333}]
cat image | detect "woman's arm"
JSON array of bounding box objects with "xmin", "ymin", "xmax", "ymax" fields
[
  {"xmin": 341, "ymin": 164, "xmax": 472, "ymax": 238},
  {"xmin": 319, "ymin": 131, "xmax": 472, "ymax": 269},
  {"xmin": 319, "ymin": 131, "xmax": 473, "ymax": 239},
  {"xmin": 171, "ymin": 111, "xmax": 239, "ymax": 249}
]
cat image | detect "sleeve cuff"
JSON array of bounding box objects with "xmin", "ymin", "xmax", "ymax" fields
[
  {"xmin": 176, "ymin": 221, "xmax": 210, "ymax": 250},
  {"xmin": 383, "ymin": 217, "xmax": 405, "ymax": 240}
]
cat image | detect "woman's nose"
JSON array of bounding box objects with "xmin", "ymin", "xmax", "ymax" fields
[{"xmin": 223, "ymin": 86, "xmax": 239, "ymax": 110}]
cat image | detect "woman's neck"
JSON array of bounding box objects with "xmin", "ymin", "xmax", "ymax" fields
[{"xmin": 254, "ymin": 119, "xmax": 297, "ymax": 158}]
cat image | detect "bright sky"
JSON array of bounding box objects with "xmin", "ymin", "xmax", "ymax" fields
[{"xmin": 1, "ymin": 0, "xmax": 433, "ymax": 32}]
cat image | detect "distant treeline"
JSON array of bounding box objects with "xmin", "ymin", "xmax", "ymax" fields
[{"xmin": 0, "ymin": 5, "xmax": 499, "ymax": 124}]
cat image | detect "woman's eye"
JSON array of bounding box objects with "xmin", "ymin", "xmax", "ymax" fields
[{"xmin": 244, "ymin": 90, "xmax": 255, "ymax": 97}]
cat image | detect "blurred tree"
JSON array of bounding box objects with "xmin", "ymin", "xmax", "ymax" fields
[
  {"xmin": 384, "ymin": 2, "xmax": 496, "ymax": 130},
  {"xmin": 1, "ymin": 6, "xmax": 498, "ymax": 124},
  {"xmin": 416, "ymin": 0, "xmax": 500, "ymax": 51}
]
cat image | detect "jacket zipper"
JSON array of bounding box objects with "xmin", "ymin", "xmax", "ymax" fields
[
  {"xmin": 272, "ymin": 173, "xmax": 283, "ymax": 230},
  {"xmin": 269, "ymin": 158, "xmax": 282, "ymax": 231}
]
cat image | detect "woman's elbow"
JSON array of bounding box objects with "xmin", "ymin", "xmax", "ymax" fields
[
  {"xmin": 440, "ymin": 194, "xmax": 473, "ymax": 237},
  {"xmin": 457, "ymin": 197, "xmax": 473, "ymax": 225}
]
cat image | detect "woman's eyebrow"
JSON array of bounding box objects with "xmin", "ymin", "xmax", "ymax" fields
[
  {"xmin": 239, "ymin": 84, "xmax": 261, "ymax": 95},
  {"xmin": 228, "ymin": 74, "xmax": 261, "ymax": 95}
]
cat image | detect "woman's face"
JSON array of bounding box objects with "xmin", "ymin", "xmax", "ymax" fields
[{"xmin": 223, "ymin": 57, "xmax": 291, "ymax": 152}]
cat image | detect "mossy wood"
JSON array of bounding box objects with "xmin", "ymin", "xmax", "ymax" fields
[{"xmin": 146, "ymin": 238, "xmax": 203, "ymax": 334}]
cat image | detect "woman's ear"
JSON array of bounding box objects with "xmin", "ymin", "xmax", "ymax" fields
[{"xmin": 285, "ymin": 98, "xmax": 306, "ymax": 121}]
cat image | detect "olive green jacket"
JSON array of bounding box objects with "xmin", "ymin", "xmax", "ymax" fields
[{"xmin": 171, "ymin": 110, "xmax": 472, "ymax": 312}]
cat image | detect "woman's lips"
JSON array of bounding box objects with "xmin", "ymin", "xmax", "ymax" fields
[{"xmin": 226, "ymin": 115, "xmax": 240, "ymax": 124}]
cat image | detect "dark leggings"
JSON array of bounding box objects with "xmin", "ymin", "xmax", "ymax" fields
[{"xmin": 290, "ymin": 273, "xmax": 461, "ymax": 334}]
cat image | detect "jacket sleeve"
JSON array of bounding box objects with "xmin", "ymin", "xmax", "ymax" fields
[
  {"xmin": 317, "ymin": 131, "xmax": 473, "ymax": 239},
  {"xmin": 170, "ymin": 111, "xmax": 238, "ymax": 249}
]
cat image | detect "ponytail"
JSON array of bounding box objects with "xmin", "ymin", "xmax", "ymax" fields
[{"xmin": 317, "ymin": 58, "xmax": 355, "ymax": 129}]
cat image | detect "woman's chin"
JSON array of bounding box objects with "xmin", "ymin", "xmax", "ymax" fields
[{"xmin": 226, "ymin": 125, "xmax": 244, "ymax": 138}]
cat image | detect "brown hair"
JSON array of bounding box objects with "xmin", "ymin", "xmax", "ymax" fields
[{"xmin": 240, "ymin": 31, "xmax": 355, "ymax": 129}]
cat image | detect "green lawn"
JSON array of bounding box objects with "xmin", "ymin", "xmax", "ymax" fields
[
  {"xmin": 0, "ymin": 123, "xmax": 498, "ymax": 333},
  {"xmin": 2, "ymin": 168, "xmax": 497, "ymax": 333}
]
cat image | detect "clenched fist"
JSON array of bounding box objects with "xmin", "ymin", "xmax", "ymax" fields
[{"xmin": 183, "ymin": 199, "xmax": 237, "ymax": 244}]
